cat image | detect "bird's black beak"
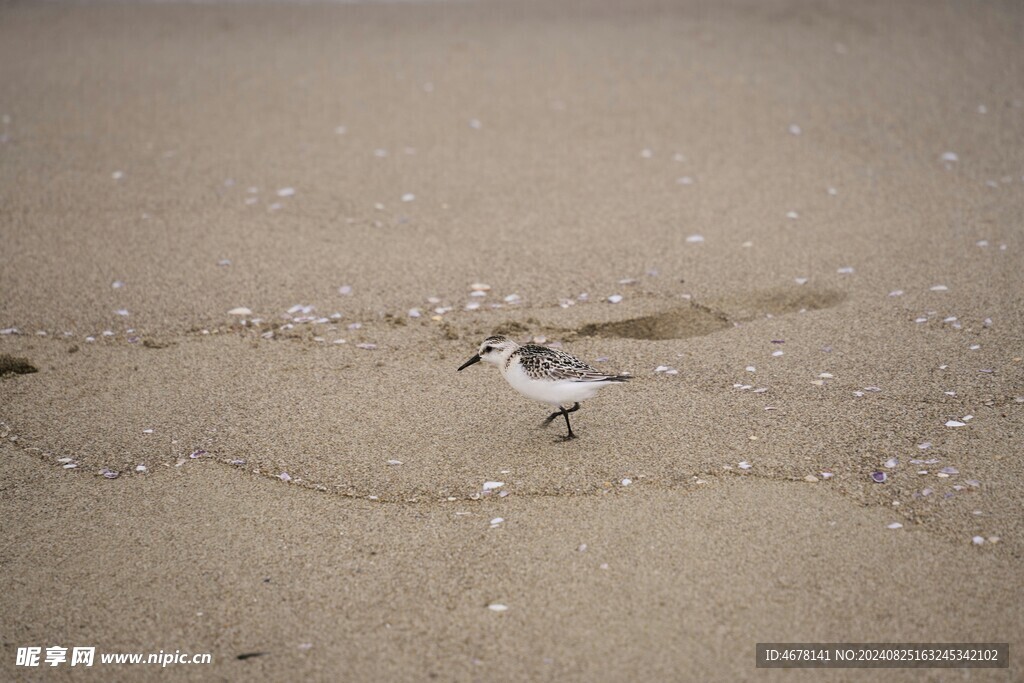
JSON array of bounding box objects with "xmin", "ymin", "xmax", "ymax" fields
[{"xmin": 457, "ymin": 354, "xmax": 481, "ymax": 371}]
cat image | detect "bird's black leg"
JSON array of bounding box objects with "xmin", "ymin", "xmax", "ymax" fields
[
  {"xmin": 542, "ymin": 403, "xmax": 581, "ymax": 431},
  {"xmin": 542, "ymin": 408, "xmax": 563, "ymax": 427},
  {"xmin": 559, "ymin": 403, "xmax": 581, "ymax": 440}
]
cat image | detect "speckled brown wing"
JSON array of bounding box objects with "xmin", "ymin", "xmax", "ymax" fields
[{"xmin": 512, "ymin": 345, "xmax": 630, "ymax": 382}]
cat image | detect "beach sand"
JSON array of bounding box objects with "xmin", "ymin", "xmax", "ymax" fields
[{"xmin": 1, "ymin": 0, "xmax": 1022, "ymax": 680}]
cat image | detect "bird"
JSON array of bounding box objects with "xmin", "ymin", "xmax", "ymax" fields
[{"xmin": 457, "ymin": 335, "xmax": 630, "ymax": 440}]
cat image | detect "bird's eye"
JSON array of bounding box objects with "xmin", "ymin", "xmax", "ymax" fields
[{"xmin": 482, "ymin": 346, "xmax": 493, "ymax": 354}]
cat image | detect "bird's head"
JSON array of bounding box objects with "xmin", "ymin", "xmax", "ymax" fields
[{"xmin": 457, "ymin": 335, "xmax": 520, "ymax": 371}]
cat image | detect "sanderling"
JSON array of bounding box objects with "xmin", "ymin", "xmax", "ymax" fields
[{"xmin": 457, "ymin": 335, "xmax": 630, "ymax": 440}]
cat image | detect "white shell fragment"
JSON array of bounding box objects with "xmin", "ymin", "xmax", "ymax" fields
[
  {"xmin": 887, "ymin": 522, "xmax": 903, "ymax": 530},
  {"xmin": 228, "ymin": 307, "xmax": 252, "ymax": 316},
  {"xmin": 607, "ymin": 295, "xmax": 623, "ymax": 304},
  {"xmin": 685, "ymin": 234, "xmax": 705, "ymax": 243},
  {"xmin": 487, "ymin": 603, "xmax": 508, "ymax": 612},
  {"xmin": 482, "ymin": 481, "xmax": 505, "ymax": 491},
  {"xmin": 945, "ymin": 420, "xmax": 967, "ymax": 428}
]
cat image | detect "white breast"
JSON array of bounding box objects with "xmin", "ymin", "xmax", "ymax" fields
[{"xmin": 502, "ymin": 361, "xmax": 609, "ymax": 407}]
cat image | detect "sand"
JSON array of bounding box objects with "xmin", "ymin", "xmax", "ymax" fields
[{"xmin": 1, "ymin": 0, "xmax": 1022, "ymax": 680}]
